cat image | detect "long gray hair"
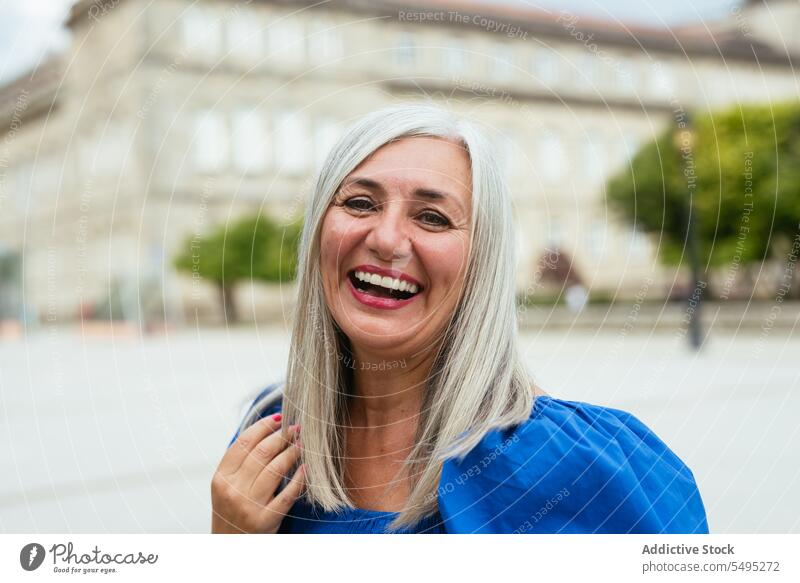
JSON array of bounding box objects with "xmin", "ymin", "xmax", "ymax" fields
[{"xmin": 241, "ymin": 101, "xmax": 535, "ymax": 531}]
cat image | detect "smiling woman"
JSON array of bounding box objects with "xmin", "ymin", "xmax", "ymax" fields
[{"xmin": 211, "ymin": 102, "xmax": 709, "ymax": 534}]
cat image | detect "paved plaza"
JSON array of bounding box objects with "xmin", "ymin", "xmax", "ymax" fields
[{"xmin": 1, "ymin": 324, "xmax": 798, "ymax": 533}]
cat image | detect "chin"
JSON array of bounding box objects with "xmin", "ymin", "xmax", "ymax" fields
[{"xmin": 341, "ymin": 312, "xmax": 423, "ymax": 348}]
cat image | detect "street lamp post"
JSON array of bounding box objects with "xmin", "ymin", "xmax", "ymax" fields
[{"xmin": 674, "ymin": 111, "xmax": 703, "ymax": 350}]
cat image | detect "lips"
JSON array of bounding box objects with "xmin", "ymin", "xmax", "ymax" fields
[{"xmin": 345, "ymin": 264, "xmax": 425, "ymax": 309}]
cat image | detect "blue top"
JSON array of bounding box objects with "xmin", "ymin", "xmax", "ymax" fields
[{"xmin": 228, "ymin": 385, "xmax": 709, "ymax": 534}]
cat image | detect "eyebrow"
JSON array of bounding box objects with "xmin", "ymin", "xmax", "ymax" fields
[{"xmin": 340, "ymin": 177, "xmax": 464, "ymax": 213}]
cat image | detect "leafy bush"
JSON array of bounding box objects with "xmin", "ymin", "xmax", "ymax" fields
[{"xmin": 174, "ymin": 213, "xmax": 303, "ymax": 321}]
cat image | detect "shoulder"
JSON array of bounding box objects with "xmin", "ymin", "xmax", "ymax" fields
[{"xmin": 437, "ymin": 396, "xmax": 709, "ymax": 534}]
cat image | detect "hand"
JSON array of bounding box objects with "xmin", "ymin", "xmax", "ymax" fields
[{"xmin": 211, "ymin": 414, "xmax": 304, "ymax": 533}]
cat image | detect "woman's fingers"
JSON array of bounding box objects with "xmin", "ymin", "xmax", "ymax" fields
[
  {"xmin": 218, "ymin": 414, "xmax": 282, "ymax": 475},
  {"xmin": 211, "ymin": 416, "xmax": 304, "ymax": 534},
  {"xmin": 249, "ymin": 433, "xmax": 302, "ymax": 501},
  {"xmin": 238, "ymin": 425, "xmax": 300, "ymax": 490},
  {"xmin": 264, "ymin": 464, "xmax": 306, "ymax": 521}
]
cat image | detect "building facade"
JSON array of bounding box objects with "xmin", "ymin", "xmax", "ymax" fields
[{"xmin": 1, "ymin": 0, "xmax": 798, "ymax": 323}]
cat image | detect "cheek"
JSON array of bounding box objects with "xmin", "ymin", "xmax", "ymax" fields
[
  {"xmin": 423, "ymin": 232, "xmax": 470, "ymax": 293},
  {"xmin": 319, "ymin": 212, "xmax": 361, "ymax": 282}
]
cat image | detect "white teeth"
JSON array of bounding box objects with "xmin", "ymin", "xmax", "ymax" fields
[{"xmin": 353, "ymin": 271, "xmax": 420, "ymax": 295}]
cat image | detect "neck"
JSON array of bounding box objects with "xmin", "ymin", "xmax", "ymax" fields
[{"xmin": 345, "ymin": 345, "xmax": 434, "ymax": 429}]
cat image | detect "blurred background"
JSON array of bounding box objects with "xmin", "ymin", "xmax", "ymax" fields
[{"xmin": 0, "ymin": 0, "xmax": 798, "ymax": 533}]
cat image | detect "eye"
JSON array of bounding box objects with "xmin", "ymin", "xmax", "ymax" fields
[
  {"xmin": 418, "ymin": 211, "xmax": 451, "ymax": 228},
  {"xmin": 343, "ymin": 196, "xmax": 375, "ymax": 212}
]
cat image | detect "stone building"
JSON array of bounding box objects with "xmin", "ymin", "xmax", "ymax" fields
[{"xmin": 1, "ymin": 0, "xmax": 798, "ymax": 324}]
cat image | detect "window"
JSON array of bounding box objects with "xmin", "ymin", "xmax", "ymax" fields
[
  {"xmin": 649, "ymin": 61, "xmax": 674, "ymax": 96},
  {"xmin": 313, "ymin": 117, "xmax": 341, "ymax": 171},
  {"xmin": 394, "ymin": 32, "xmax": 417, "ymax": 67},
  {"xmin": 495, "ymin": 129, "xmax": 517, "ymax": 177},
  {"xmin": 531, "ymin": 47, "xmax": 559, "ymax": 85},
  {"xmin": 582, "ymin": 132, "xmax": 604, "ymax": 182},
  {"xmin": 615, "ymin": 56, "xmax": 637, "ymax": 92},
  {"xmin": 308, "ymin": 19, "xmax": 344, "ymax": 62},
  {"xmin": 489, "ymin": 44, "xmax": 514, "ymax": 79},
  {"xmin": 576, "ymin": 53, "xmax": 599, "ymax": 88},
  {"xmin": 442, "ymin": 40, "xmax": 468, "ymax": 75},
  {"xmin": 232, "ymin": 108, "xmax": 267, "ymax": 173},
  {"xmin": 273, "ymin": 110, "xmax": 308, "ymax": 174},
  {"xmin": 193, "ymin": 110, "xmax": 229, "ymax": 173},
  {"xmin": 227, "ymin": 9, "xmax": 264, "ymax": 62},
  {"xmin": 536, "ymin": 129, "xmax": 566, "ymax": 182},
  {"xmin": 181, "ymin": 6, "xmax": 222, "ymax": 60},
  {"xmin": 267, "ymin": 18, "xmax": 305, "ymax": 62}
]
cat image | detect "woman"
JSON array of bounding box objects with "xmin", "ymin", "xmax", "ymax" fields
[{"xmin": 211, "ymin": 103, "xmax": 709, "ymax": 534}]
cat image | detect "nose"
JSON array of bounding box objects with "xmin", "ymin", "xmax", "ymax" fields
[{"xmin": 364, "ymin": 199, "xmax": 412, "ymax": 263}]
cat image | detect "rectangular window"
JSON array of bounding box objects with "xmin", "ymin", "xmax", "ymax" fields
[
  {"xmin": 537, "ymin": 130, "xmax": 566, "ymax": 182},
  {"xmin": 531, "ymin": 47, "xmax": 559, "ymax": 85},
  {"xmin": 495, "ymin": 128, "xmax": 517, "ymax": 178},
  {"xmin": 193, "ymin": 110, "xmax": 229, "ymax": 173},
  {"xmin": 232, "ymin": 108, "xmax": 267, "ymax": 173},
  {"xmin": 394, "ymin": 32, "xmax": 417, "ymax": 67},
  {"xmin": 443, "ymin": 40, "xmax": 468, "ymax": 75},
  {"xmin": 576, "ymin": 53, "xmax": 599, "ymax": 88},
  {"xmin": 181, "ymin": 6, "xmax": 222, "ymax": 60},
  {"xmin": 582, "ymin": 131, "xmax": 604, "ymax": 182},
  {"xmin": 615, "ymin": 56, "xmax": 637, "ymax": 92},
  {"xmin": 273, "ymin": 110, "xmax": 308, "ymax": 174},
  {"xmin": 489, "ymin": 44, "xmax": 514, "ymax": 79},
  {"xmin": 267, "ymin": 19, "xmax": 305, "ymax": 62},
  {"xmin": 227, "ymin": 9, "xmax": 264, "ymax": 62},
  {"xmin": 313, "ymin": 117, "xmax": 341, "ymax": 171},
  {"xmin": 648, "ymin": 61, "xmax": 674, "ymax": 96},
  {"xmin": 308, "ymin": 19, "xmax": 344, "ymax": 62}
]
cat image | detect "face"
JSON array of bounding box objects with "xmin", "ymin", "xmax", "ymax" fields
[{"xmin": 319, "ymin": 136, "xmax": 472, "ymax": 356}]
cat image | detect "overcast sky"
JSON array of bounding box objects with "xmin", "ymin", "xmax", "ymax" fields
[{"xmin": 0, "ymin": 0, "xmax": 743, "ymax": 85}]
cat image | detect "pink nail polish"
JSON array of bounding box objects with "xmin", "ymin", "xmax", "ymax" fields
[{"xmin": 272, "ymin": 413, "xmax": 282, "ymax": 422}]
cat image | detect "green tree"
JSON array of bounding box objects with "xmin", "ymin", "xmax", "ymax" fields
[
  {"xmin": 607, "ymin": 101, "xmax": 800, "ymax": 297},
  {"xmin": 174, "ymin": 213, "xmax": 303, "ymax": 322}
]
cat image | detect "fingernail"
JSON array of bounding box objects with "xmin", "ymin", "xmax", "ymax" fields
[
  {"xmin": 272, "ymin": 413, "xmax": 282, "ymax": 422},
  {"xmin": 295, "ymin": 438, "xmax": 302, "ymax": 449}
]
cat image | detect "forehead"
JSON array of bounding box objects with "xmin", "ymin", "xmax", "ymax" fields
[{"xmin": 347, "ymin": 136, "xmax": 472, "ymax": 202}]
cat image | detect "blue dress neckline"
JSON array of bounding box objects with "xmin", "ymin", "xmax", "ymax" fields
[
  {"xmin": 320, "ymin": 396, "xmax": 556, "ymax": 518},
  {"xmin": 232, "ymin": 389, "xmax": 709, "ymax": 534},
  {"xmin": 278, "ymin": 495, "xmax": 447, "ymax": 534}
]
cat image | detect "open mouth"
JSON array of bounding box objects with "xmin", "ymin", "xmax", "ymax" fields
[{"xmin": 347, "ymin": 269, "xmax": 423, "ymax": 301}]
